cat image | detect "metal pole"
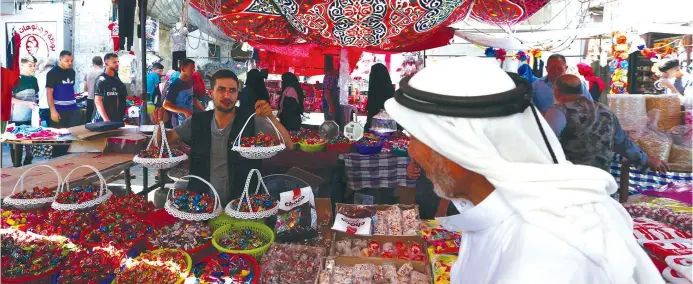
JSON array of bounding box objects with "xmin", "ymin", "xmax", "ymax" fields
[{"xmin": 139, "ymin": 0, "xmax": 149, "ymax": 125}]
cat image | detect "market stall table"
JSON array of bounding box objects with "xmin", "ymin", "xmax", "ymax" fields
[
  {"xmin": 0, "ymin": 153, "xmax": 136, "ymax": 198},
  {"xmin": 611, "ymin": 156, "xmax": 693, "ymax": 203}
]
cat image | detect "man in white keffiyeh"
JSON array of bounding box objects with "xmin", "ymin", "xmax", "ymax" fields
[{"xmin": 385, "ymin": 57, "xmax": 662, "ymax": 283}]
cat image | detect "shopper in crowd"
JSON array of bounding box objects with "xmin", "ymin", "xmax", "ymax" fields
[
  {"xmin": 385, "ymin": 57, "xmax": 662, "ymax": 283},
  {"xmin": 163, "ymin": 58, "xmax": 199, "ymax": 127},
  {"xmin": 150, "ymin": 69, "xmax": 294, "ymax": 205},
  {"xmin": 240, "ymin": 69, "xmax": 270, "ymax": 112},
  {"xmin": 83, "ymin": 56, "xmax": 104, "ymax": 122},
  {"xmin": 322, "ymin": 55, "xmax": 342, "ymax": 126},
  {"xmin": 146, "ymin": 62, "xmax": 164, "ymax": 98},
  {"xmin": 532, "ymin": 54, "xmax": 592, "ymax": 112},
  {"xmin": 9, "ymin": 56, "xmax": 39, "ymax": 166},
  {"xmin": 93, "ymin": 53, "xmax": 128, "ymax": 123},
  {"xmin": 545, "ymin": 74, "xmax": 668, "ymax": 173},
  {"xmin": 364, "ymin": 63, "xmax": 395, "ymax": 131},
  {"xmin": 577, "ymin": 63, "xmax": 605, "ymax": 102},
  {"xmin": 192, "ymin": 71, "xmax": 208, "ymax": 112},
  {"xmin": 46, "ymin": 50, "xmax": 80, "ymax": 128},
  {"xmin": 277, "ymin": 72, "xmax": 304, "ymax": 131},
  {"xmin": 659, "ymin": 58, "xmax": 693, "ymax": 103},
  {"xmin": 36, "ymin": 58, "xmax": 56, "ymax": 127}
]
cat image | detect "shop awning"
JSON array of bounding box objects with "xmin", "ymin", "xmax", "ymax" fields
[{"xmin": 147, "ymin": 0, "xmax": 233, "ymax": 43}]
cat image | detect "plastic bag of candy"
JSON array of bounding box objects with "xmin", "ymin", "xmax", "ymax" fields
[{"xmin": 274, "ymin": 187, "xmax": 318, "ymax": 242}]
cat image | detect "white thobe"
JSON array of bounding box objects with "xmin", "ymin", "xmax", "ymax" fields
[{"xmin": 438, "ymin": 192, "xmax": 615, "ymax": 284}]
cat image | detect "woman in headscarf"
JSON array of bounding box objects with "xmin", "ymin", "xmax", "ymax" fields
[
  {"xmin": 517, "ymin": 63, "xmax": 538, "ymax": 84},
  {"xmin": 277, "ymin": 72, "xmax": 304, "ymax": 131},
  {"xmin": 577, "ymin": 63, "xmax": 605, "ymax": 101},
  {"xmin": 240, "ymin": 69, "xmax": 270, "ymax": 112},
  {"xmin": 365, "ymin": 63, "xmax": 395, "ymax": 131}
]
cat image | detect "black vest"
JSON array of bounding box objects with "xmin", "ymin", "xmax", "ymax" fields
[{"xmin": 188, "ymin": 109, "xmax": 262, "ymax": 201}]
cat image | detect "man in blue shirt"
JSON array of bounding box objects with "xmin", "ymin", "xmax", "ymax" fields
[
  {"xmin": 46, "ymin": 50, "xmax": 81, "ymax": 128},
  {"xmin": 146, "ymin": 62, "xmax": 164, "ymax": 96},
  {"xmin": 532, "ymin": 54, "xmax": 593, "ymax": 112},
  {"xmin": 544, "ymin": 74, "xmax": 668, "ymax": 173}
]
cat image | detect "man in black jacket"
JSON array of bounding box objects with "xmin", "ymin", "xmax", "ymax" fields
[{"xmin": 151, "ymin": 69, "xmax": 294, "ymax": 205}]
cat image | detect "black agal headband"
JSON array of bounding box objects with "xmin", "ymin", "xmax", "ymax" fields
[{"xmin": 394, "ymin": 72, "xmax": 559, "ymax": 164}]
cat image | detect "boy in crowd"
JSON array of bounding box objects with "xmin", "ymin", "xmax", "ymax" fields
[
  {"xmin": 10, "ymin": 56, "xmax": 39, "ymax": 166},
  {"xmin": 46, "ymin": 50, "xmax": 80, "ymax": 128}
]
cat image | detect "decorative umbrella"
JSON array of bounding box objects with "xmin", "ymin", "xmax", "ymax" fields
[{"xmin": 191, "ymin": 0, "xmax": 551, "ymax": 52}]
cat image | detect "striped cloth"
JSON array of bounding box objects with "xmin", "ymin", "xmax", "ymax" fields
[
  {"xmin": 609, "ymin": 155, "xmax": 692, "ymax": 193},
  {"xmin": 341, "ymin": 152, "xmax": 416, "ymax": 191}
]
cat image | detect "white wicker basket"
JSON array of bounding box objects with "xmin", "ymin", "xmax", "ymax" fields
[
  {"xmin": 164, "ymin": 175, "xmax": 223, "ymax": 221},
  {"xmin": 3, "ymin": 165, "xmax": 62, "ymax": 210},
  {"xmin": 231, "ymin": 113, "xmax": 286, "ymax": 159},
  {"xmin": 51, "ymin": 165, "xmax": 113, "ymax": 211},
  {"xmin": 133, "ymin": 121, "xmax": 188, "ymax": 169},
  {"xmin": 225, "ymin": 169, "xmax": 278, "ymax": 220}
]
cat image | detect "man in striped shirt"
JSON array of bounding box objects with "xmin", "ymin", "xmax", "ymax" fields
[{"xmin": 46, "ymin": 50, "xmax": 81, "ymax": 128}]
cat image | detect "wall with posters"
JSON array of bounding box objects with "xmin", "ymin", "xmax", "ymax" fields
[{"xmin": 0, "ymin": 2, "xmax": 68, "ymax": 67}]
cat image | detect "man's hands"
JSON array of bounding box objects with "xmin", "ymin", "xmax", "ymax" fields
[
  {"xmin": 50, "ymin": 109, "xmax": 61, "ymax": 122},
  {"xmin": 255, "ymin": 100, "xmax": 273, "ymax": 118},
  {"xmin": 151, "ymin": 108, "xmax": 170, "ymax": 124},
  {"xmin": 646, "ymin": 156, "xmax": 669, "ymax": 173},
  {"xmin": 407, "ymin": 161, "xmax": 421, "ymax": 180}
]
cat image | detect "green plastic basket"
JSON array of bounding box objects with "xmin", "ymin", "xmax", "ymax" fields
[
  {"xmin": 113, "ymin": 249, "xmax": 192, "ymax": 284},
  {"xmin": 207, "ymin": 213, "xmax": 262, "ymax": 231},
  {"xmin": 212, "ymin": 222, "xmax": 275, "ymax": 259},
  {"xmin": 298, "ymin": 142, "xmax": 325, "ymax": 152}
]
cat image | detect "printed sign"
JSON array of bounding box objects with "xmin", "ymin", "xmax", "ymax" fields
[{"xmin": 6, "ymin": 22, "xmax": 58, "ymax": 64}]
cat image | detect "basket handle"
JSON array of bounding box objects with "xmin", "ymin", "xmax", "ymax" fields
[
  {"xmin": 232, "ymin": 113, "xmax": 285, "ymax": 148},
  {"xmin": 166, "ymin": 175, "xmax": 221, "ymax": 212},
  {"xmin": 145, "ymin": 121, "xmax": 173, "ymax": 158},
  {"xmin": 60, "ymin": 165, "xmax": 108, "ymax": 196},
  {"xmin": 235, "ymin": 169, "xmax": 270, "ymax": 213},
  {"xmin": 10, "ymin": 165, "xmax": 63, "ymax": 197}
]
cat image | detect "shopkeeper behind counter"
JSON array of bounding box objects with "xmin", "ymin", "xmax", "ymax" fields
[{"xmin": 151, "ymin": 69, "xmax": 295, "ymax": 205}]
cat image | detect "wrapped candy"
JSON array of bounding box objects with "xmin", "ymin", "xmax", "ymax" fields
[
  {"xmin": 401, "ymin": 209, "xmax": 419, "ymax": 236},
  {"xmin": 171, "ymin": 191, "xmax": 215, "ymax": 214},
  {"xmin": 240, "ymin": 132, "xmax": 281, "ymax": 147},
  {"xmin": 229, "ymin": 193, "xmax": 277, "ymax": 213},
  {"xmin": 354, "ymin": 263, "xmax": 377, "ymax": 279},
  {"xmin": 58, "ymin": 246, "xmax": 128, "ymax": 283},
  {"xmin": 259, "ymin": 243, "xmax": 324, "ymax": 284},
  {"xmin": 147, "ymin": 221, "xmax": 211, "ymax": 251},
  {"xmin": 385, "ymin": 206, "xmax": 403, "ymax": 235},
  {"xmin": 82, "ymin": 217, "xmax": 152, "ymax": 249},
  {"xmin": 55, "ymin": 185, "xmax": 100, "ymax": 205},
  {"xmin": 137, "ymin": 145, "xmax": 185, "ymax": 158},
  {"xmin": 189, "ymin": 253, "xmax": 256, "ymax": 283},
  {"xmin": 217, "ymin": 229, "xmax": 268, "ymax": 251},
  {"xmin": 9, "ymin": 186, "xmax": 56, "ymax": 199},
  {"xmin": 274, "ymin": 187, "xmax": 318, "ymax": 242},
  {"xmin": 0, "ymin": 208, "xmax": 46, "ymax": 231},
  {"xmin": 96, "ymin": 193, "xmax": 155, "ymax": 220},
  {"xmin": 29, "ymin": 209, "xmax": 97, "ymax": 240},
  {"xmin": 432, "ymin": 253, "xmax": 458, "ymax": 284},
  {"xmin": 1, "ymin": 229, "xmax": 75, "ymax": 280},
  {"xmin": 419, "ymin": 220, "xmax": 461, "ymax": 242},
  {"xmin": 117, "ymin": 249, "xmax": 188, "ymax": 284},
  {"xmin": 374, "ymin": 210, "xmax": 389, "ymax": 235}
]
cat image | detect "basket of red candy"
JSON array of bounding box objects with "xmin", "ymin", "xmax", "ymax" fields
[
  {"xmin": 326, "ymin": 134, "xmax": 353, "ymax": 153},
  {"xmin": 3, "ymin": 165, "xmax": 62, "ymax": 210},
  {"xmin": 355, "ymin": 134, "xmax": 383, "ymax": 155}
]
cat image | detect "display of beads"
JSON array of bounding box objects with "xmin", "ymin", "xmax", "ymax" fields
[
  {"xmin": 58, "ymin": 246, "xmax": 127, "ymax": 283},
  {"xmin": 217, "ymin": 229, "xmax": 268, "ymax": 251},
  {"xmin": 0, "ymin": 229, "xmax": 75, "ymax": 280},
  {"xmin": 96, "ymin": 193, "xmax": 155, "ymax": 220},
  {"xmin": 1, "ymin": 209, "xmax": 46, "ymax": 231},
  {"xmin": 9, "ymin": 186, "xmax": 56, "ymax": 199},
  {"xmin": 55, "ymin": 185, "xmax": 100, "ymax": 205},
  {"xmin": 137, "ymin": 146, "xmax": 185, "ymax": 158},
  {"xmin": 28, "ymin": 209, "xmax": 97, "ymax": 240},
  {"xmin": 148, "ymin": 221, "xmax": 212, "ymax": 251},
  {"xmin": 240, "ymin": 132, "xmax": 281, "ymax": 147},
  {"xmin": 229, "ymin": 194, "xmax": 277, "ymax": 213},
  {"xmin": 189, "ymin": 253, "xmax": 256, "ymax": 284},
  {"xmin": 117, "ymin": 249, "xmax": 188, "ymax": 284},
  {"xmin": 171, "ymin": 191, "xmax": 215, "ymax": 214},
  {"xmin": 83, "ymin": 217, "xmax": 152, "ymax": 248}
]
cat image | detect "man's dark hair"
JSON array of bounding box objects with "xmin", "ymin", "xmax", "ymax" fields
[
  {"xmin": 59, "ymin": 50, "xmax": 72, "ymax": 58},
  {"xmin": 180, "ymin": 58, "xmax": 195, "ymax": 68},
  {"xmin": 555, "ymin": 74, "xmax": 583, "ymax": 95},
  {"xmin": 211, "ymin": 69, "xmax": 239, "ymax": 90},
  {"xmin": 547, "ymin": 53, "xmax": 566, "ymax": 64},
  {"xmin": 92, "ymin": 56, "xmax": 103, "ymax": 66},
  {"xmin": 659, "ymin": 58, "xmax": 680, "ymax": 73},
  {"xmin": 20, "ymin": 56, "xmax": 37, "ymax": 64},
  {"xmin": 104, "ymin": 53, "xmax": 118, "ymax": 61},
  {"xmin": 152, "ymin": 63, "xmax": 164, "ymax": 70}
]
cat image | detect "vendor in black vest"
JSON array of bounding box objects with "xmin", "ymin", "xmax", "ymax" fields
[{"xmin": 151, "ymin": 69, "xmax": 295, "ymax": 205}]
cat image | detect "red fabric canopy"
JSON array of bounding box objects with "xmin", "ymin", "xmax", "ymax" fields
[
  {"xmin": 256, "ymin": 45, "xmax": 363, "ymax": 77},
  {"xmin": 192, "ymin": 0, "xmax": 550, "ymax": 51}
]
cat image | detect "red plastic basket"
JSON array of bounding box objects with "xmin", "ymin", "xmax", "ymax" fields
[
  {"xmin": 145, "ymin": 238, "xmax": 215, "ymax": 263},
  {"xmin": 79, "ymin": 220, "xmax": 153, "ymax": 253},
  {"xmin": 326, "ymin": 143, "xmax": 353, "ymax": 153},
  {"xmin": 193, "ymin": 253, "xmax": 260, "ymax": 284}
]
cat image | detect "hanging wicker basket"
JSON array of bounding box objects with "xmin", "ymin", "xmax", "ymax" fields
[
  {"xmin": 231, "ymin": 113, "xmax": 286, "ymax": 159},
  {"xmin": 3, "ymin": 165, "xmax": 62, "ymax": 210},
  {"xmin": 51, "ymin": 165, "xmax": 113, "ymax": 211},
  {"xmin": 164, "ymin": 175, "xmax": 223, "ymax": 221},
  {"xmin": 133, "ymin": 121, "xmax": 188, "ymax": 169},
  {"xmin": 225, "ymin": 169, "xmax": 278, "ymax": 220}
]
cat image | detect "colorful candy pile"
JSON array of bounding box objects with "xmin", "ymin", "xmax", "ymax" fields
[
  {"xmin": 138, "ymin": 146, "xmax": 185, "ymax": 158},
  {"xmin": 1, "ymin": 229, "xmax": 75, "ymax": 280},
  {"xmin": 260, "ymin": 243, "xmax": 324, "ymax": 284},
  {"xmin": 96, "ymin": 193, "xmax": 155, "ymax": 220},
  {"xmin": 29, "ymin": 209, "xmax": 97, "ymax": 239},
  {"xmin": 356, "ymin": 134, "xmax": 380, "ymax": 146},
  {"xmin": 300, "ymin": 137, "xmax": 325, "ymax": 145},
  {"xmin": 229, "ymin": 194, "xmax": 276, "ymax": 213},
  {"xmin": 240, "ymin": 132, "xmax": 280, "ymax": 147},
  {"xmin": 9, "ymin": 186, "xmax": 56, "ymax": 199},
  {"xmin": 327, "ymin": 134, "xmax": 351, "ymax": 145},
  {"xmin": 55, "ymin": 185, "xmax": 101, "ymax": 205},
  {"xmin": 189, "ymin": 253, "xmax": 255, "ymax": 283},
  {"xmin": 117, "ymin": 249, "xmax": 188, "ymax": 284},
  {"xmin": 387, "ymin": 138, "xmax": 410, "ymax": 151},
  {"xmin": 83, "ymin": 217, "xmax": 152, "ymax": 248},
  {"xmin": 148, "ymin": 221, "xmax": 212, "ymax": 251},
  {"xmin": 318, "ymin": 260, "xmax": 428, "ymax": 284},
  {"xmin": 58, "ymin": 246, "xmax": 127, "ymax": 283},
  {"xmin": 334, "ymin": 238, "xmax": 425, "ymax": 261},
  {"xmin": 171, "ymin": 191, "xmax": 215, "ymax": 214},
  {"xmin": 217, "ymin": 229, "xmax": 267, "ymax": 251},
  {"xmin": 1, "ymin": 208, "xmax": 46, "ymax": 231}
]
